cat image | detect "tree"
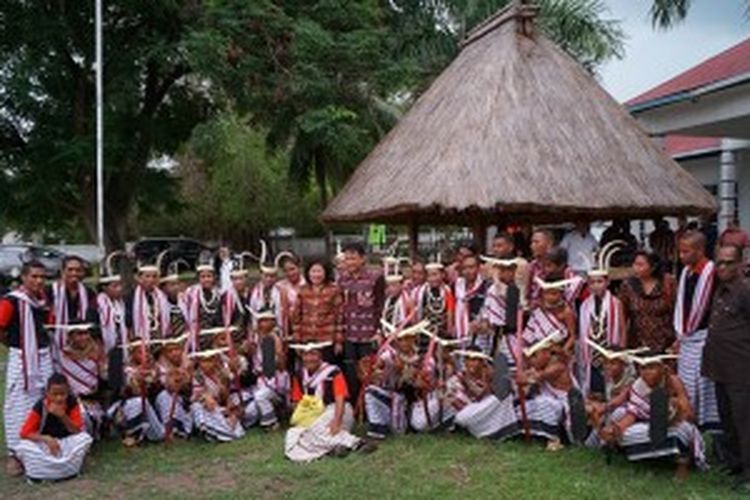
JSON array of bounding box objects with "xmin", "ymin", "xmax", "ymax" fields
[
  {"xmin": 650, "ymin": 0, "xmax": 750, "ymax": 28},
  {"xmin": 262, "ymin": 0, "xmax": 624, "ymax": 209},
  {"xmin": 0, "ymin": 1, "xmax": 289, "ymax": 248},
  {"xmin": 141, "ymin": 112, "xmax": 321, "ymax": 247}
]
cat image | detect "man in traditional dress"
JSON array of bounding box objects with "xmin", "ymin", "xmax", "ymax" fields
[
  {"xmin": 285, "ymin": 341, "xmax": 375, "ymax": 462},
  {"xmin": 0, "ymin": 261, "xmax": 54, "ymax": 476},
  {"xmin": 404, "ymin": 259, "xmax": 427, "ymax": 306},
  {"xmin": 381, "ymin": 257, "xmax": 414, "ymax": 329},
  {"xmin": 96, "ymin": 264, "xmax": 127, "ymax": 357},
  {"xmin": 526, "ymin": 229, "xmax": 555, "ymax": 306},
  {"xmin": 221, "ymin": 258, "xmax": 252, "ymax": 343},
  {"xmin": 673, "ymin": 231, "xmax": 721, "ymax": 434},
  {"xmin": 490, "ymin": 232, "xmax": 529, "ymax": 300},
  {"xmin": 48, "ymin": 255, "xmax": 97, "ymax": 370},
  {"xmin": 454, "ymin": 254, "xmax": 489, "ymax": 343},
  {"xmin": 126, "ymin": 263, "xmax": 170, "ymax": 341},
  {"xmin": 415, "ymin": 258, "xmax": 455, "ymax": 340},
  {"xmin": 542, "ymin": 247, "xmax": 585, "ymax": 307},
  {"xmin": 16, "ymin": 373, "xmax": 93, "ymax": 482},
  {"xmin": 337, "ymin": 242, "xmax": 384, "ymax": 403},
  {"xmin": 184, "ymin": 257, "xmax": 223, "ymax": 353},
  {"xmin": 155, "ymin": 368, "xmax": 193, "ymax": 440},
  {"xmin": 159, "ymin": 268, "xmax": 190, "ymax": 340},
  {"xmin": 480, "ymin": 256, "xmax": 522, "ymax": 362}
]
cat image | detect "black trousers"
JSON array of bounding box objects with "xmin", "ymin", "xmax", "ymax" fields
[
  {"xmin": 716, "ymin": 382, "xmax": 750, "ymax": 477},
  {"xmin": 342, "ymin": 340, "xmax": 375, "ymax": 404}
]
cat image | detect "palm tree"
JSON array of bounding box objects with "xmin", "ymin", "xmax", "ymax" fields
[
  {"xmin": 650, "ymin": 0, "xmax": 749, "ymax": 28},
  {"xmin": 272, "ymin": 0, "xmax": 625, "ymax": 209}
]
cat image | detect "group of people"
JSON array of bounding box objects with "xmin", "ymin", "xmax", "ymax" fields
[{"xmin": 0, "ymin": 227, "xmax": 748, "ymax": 493}]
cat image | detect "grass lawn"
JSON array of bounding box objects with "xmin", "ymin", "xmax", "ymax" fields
[{"xmin": 0, "ymin": 346, "xmax": 742, "ymax": 499}]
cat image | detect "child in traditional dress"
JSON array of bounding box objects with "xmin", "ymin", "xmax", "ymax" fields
[
  {"xmin": 57, "ymin": 323, "xmax": 107, "ymax": 439},
  {"xmin": 248, "ymin": 309, "xmax": 290, "ymax": 430},
  {"xmin": 578, "ymin": 252, "xmax": 625, "ymax": 398},
  {"xmin": 285, "ymin": 341, "xmax": 375, "ymax": 462},
  {"xmin": 517, "ymin": 332, "xmax": 579, "ymax": 450},
  {"xmin": 364, "ymin": 323, "xmax": 447, "ymax": 438},
  {"xmin": 600, "ymin": 353, "xmax": 706, "ymax": 477},
  {"xmin": 16, "ymin": 374, "xmax": 93, "ymax": 482},
  {"xmin": 249, "ymin": 240, "xmax": 288, "ymax": 330},
  {"xmin": 190, "ymin": 348, "xmax": 245, "ymax": 442},
  {"xmin": 523, "ymin": 274, "xmax": 577, "ymax": 355},
  {"xmin": 155, "ymin": 335, "xmax": 191, "ymax": 386},
  {"xmin": 108, "ymin": 339, "xmax": 165, "ymax": 447},
  {"xmin": 584, "ymin": 345, "xmax": 636, "ymax": 448},
  {"xmin": 155, "ymin": 368, "xmax": 193, "ymax": 440},
  {"xmin": 446, "ymin": 347, "xmax": 519, "ymax": 440}
]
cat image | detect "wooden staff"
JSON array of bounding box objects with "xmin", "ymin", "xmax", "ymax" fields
[{"xmin": 513, "ymin": 308, "xmax": 531, "ymax": 441}]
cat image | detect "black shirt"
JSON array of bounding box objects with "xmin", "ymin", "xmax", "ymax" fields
[{"xmin": 703, "ymin": 277, "xmax": 750, "ymax": 385}]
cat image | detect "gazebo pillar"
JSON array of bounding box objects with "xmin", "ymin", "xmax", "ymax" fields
[
  {"xmin": 408, "ymin": 220, "xmax": 419, "ymax": 258},
  {"xmin": 472, "ymin": 221, "xmax": 488, "ymax": 254}
]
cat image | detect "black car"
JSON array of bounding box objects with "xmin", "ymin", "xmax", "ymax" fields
[
  {"xmin": 132, "ymin": 238, "xmax": 213, "ymax": 269},
  {"xmin": 0, "ymin": 244, "xmax": 67, "ymax": 281}
]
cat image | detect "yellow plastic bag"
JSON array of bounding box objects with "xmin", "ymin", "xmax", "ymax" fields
[{"xmin": 290, "ymin": 395, "xmax": 325, "ymax": 428}]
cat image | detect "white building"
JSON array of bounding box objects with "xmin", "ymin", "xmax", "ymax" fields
[{"xmin": 628, "ymin": 37, "xmax": 750, "ymax": 233}]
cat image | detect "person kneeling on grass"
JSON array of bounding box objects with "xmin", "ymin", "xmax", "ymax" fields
[
  {"xmin": 599, "ymin": 352, "xmax": 706, "ymax": 479},
  {"xmin": 16, "ymin": 373, "xmax": 93, "ymax": 483},
  {"xmin": 285, "ymin": 340, "xmax": 376, "ymax": 462}
]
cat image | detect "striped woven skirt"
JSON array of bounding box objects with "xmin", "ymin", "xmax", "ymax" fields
[
  {"xmin": 4, "ymin": 348, "xmax": 53, "ymax": 454},
  {"xmin": 285, "ymin": 403, "xmax": 360, "ymax": 463},
  {"xmin": 108, "ymin": 397, "xmax": 165, "ymax": 442},
  {"xmin": 16, "ymin": 432, "xmax": 93, "ymax": 481},
  {"xmin": 190, "ymin": 402, "xmax": 245, "ymax": 442},
  {"xmin": 155, "ymin": 390, "xmax": 193, "ymax": 438},
  {"xmin": 678, "ymin": 330, "xmax": 721, "ymax": 433},
  {"xmin": 519, "ymin": 393, "xmax": 566, "ymax": 441},
  {"xmin": 228, "ymin": 389, "xmax": 260, "ymax": 429},
  {"xmin": 364, "ymin": 385, "xmax": 407, "ymax": 438},
  {"xmin": 455, "ymin": 394, "xmax": 519, "ymax": 440},
  {"xmin": 80, "ymin": 400, "xmax": 104, "ymax": 440},
  {"xmin": 410, "ymin": 391, "xmax": 454, "ymax": 432},
  {"xmin": 619, "ymin": 420, "xmax": 706, "ymax": 468}
]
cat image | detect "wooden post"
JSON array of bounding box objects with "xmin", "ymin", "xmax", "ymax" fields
[
  {"xmin": 408, "ymin": 220, "xmax": 419, "ymax": 259},
  {"xmin": 472, "ymin": 220, "xmax": 488, "ymax": 254}
]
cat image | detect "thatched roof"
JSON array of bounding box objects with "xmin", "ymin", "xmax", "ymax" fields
[{"xmin": 321, "ymin": 3, "xmax": 716, "ymax": 226}]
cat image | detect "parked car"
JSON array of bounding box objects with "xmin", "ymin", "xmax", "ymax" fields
[
  {"xmin": 132, "ymin": 237, "xmax": 214, "ymax": 269},
  {"xmin": 0, "ymin": 244, "xmax": 67, "ymax": 280}
]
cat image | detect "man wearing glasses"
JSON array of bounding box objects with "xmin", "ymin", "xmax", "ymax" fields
[{"xmin": 704, "ymin": 244, "xmax": 750, "ymax": 493}]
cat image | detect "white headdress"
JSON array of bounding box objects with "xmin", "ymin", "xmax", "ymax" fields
[
  {"xmin": 258, "ymin": 239, "xmax": 295, "ymax": 275},
  {"xmin": 196, "ymin": 250, "xmax": 215, "ymax": 274},
  {"xmin": 425, "ymin": 252, "xmax": 444, "ymax": 271},
  {"xmin": 100, "ymin": 250, "xmax": 125, "ymax": 284},
  {"xmin": 581, "ymin": 240, "xmax": 626, "ymax": 278}
]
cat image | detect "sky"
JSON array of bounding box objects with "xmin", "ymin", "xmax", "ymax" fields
[{"xmin": 599, "ymin": 0, "xmax": 750, "ymax": 103}]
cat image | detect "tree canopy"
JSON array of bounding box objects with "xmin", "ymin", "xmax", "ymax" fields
[{"xmin": 0, "ymin": 0, "xmax": 624, "ymax": 249}]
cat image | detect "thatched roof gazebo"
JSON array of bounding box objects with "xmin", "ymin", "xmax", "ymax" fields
[{"xmin": 320, "ymin": 2, "xmax": 716, "ymax": 250}]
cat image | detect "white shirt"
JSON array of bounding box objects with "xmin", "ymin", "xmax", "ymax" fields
[{"xmin": 560, "ymin": 231, "xmax": 598, "ymax": 272}]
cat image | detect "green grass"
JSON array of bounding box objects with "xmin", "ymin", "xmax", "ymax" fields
[{"xmin": 0, "ymin": 346, "xmax": 744, "ymax": 499}]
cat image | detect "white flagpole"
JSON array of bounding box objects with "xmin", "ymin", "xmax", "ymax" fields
[{"xmin": 95, "ymin": 0, "xmax": 105, "ymax": 255}]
